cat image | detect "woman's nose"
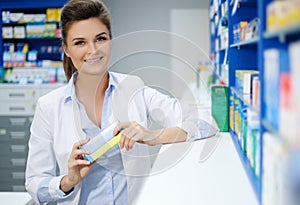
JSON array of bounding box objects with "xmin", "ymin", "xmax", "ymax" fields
[{"xmin": 87, "ymin": 42, "xmax": 99, "ymax": 54}]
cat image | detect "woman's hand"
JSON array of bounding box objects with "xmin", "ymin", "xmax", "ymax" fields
[
  {"xmin": 113, "ymin": 121, "xmax": 162, "ymax": 151},
  {"xmin": 60, "ymin": 139, "xmax": 94, "ymax": 193}
]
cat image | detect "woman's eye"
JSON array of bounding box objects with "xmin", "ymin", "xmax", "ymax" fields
[
  {"xmin": 97, "ymin": 36, "xmax": 108, "ymax": 42},
  {"xmin": 74, "ymin": 41, "xmax": 85, "ymax": 46}
]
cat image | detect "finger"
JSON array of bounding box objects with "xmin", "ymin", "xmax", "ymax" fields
[
  {"xmin": 113, "ymin": 122, "xmax": 131, "ymax": 136},
  {"xmin": 69, "ymin": 159, "xmax": 91, "ymax": 167},
  {"xmin": 72, "ymin": 138, "xmax": 90, "ymax": 150},
  {"xmin": 120, "ymin": 134, "xmax": 126, "ymax": 149},
  {"xmin": 124, "ymin": 136, "xmax": 131, "ymax": 151},
  {"xmin": 128, "ymin": 138, "xmax": 136, "ymax": 150},
  {"xmin": 124, "ymin": 135, "xmax": 136, "ymax": 151}
]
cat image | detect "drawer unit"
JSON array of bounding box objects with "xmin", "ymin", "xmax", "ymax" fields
[
  {"xmin": 0, "ymin": 84, "xmax": 64, "ymax": 192},
  {"xmin": 0, "ymin": 87, "xmax": 38, "ymax": 101}
]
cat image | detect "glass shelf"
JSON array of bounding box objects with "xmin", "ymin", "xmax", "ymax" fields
[
  {"xmin": 230, "ymin": 36, "xmax": 259, "ymax": 48},
  {"xmin": 263, "ymin": 23, "xmax": 300, "ymax": 42}
]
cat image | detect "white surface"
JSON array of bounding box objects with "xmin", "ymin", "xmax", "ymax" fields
[
  {"xmin": 135, "ymin": 133, "xmax": 259, "ymax": 205},
  {"xmin": 0, "ymin": 192, "xmax": 32, "ymax": 205}
]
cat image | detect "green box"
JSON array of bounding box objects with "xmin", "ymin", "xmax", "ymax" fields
[{"xmin": 211, "ymin": 85, "xmax": 229, "ymax": 132}]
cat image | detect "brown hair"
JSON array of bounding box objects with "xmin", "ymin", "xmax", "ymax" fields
[{"xmin": 60, "ymin": 0, "xmax": 112, "ymax": 81}]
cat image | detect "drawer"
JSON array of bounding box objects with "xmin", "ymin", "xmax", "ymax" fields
[
  {"xmin": 0, "ymin": 144, "xmax": 28, "ymax": 156},
  {"xmin": 0, "ymin": 157, "xmax": 26, "ymax": 168},
  {"xmin": 0, "ymin": 170, "xmax": 26, "ymax": 181},
  {"xmin": 0, "ymin": 101, "xmax": 36, "ymax": 115},
  {"xmin": 0, "ymin": 130, "xmax": 30, "ymax": 143},
  {"xmin": 0, "ymin": 116, "xmax": 32, "ymax": 127},
  {"xmin": 0, "ymin": 87, "xmax": 38, "ymax": 101},
  {"xmin": 0, "ymin": 182, "xmax": 26, "ymax": 192}
]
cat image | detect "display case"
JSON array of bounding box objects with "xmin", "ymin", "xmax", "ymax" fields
[{"xmin": 210, "ymin": 0, "xmax": 300, "ymax": 204}]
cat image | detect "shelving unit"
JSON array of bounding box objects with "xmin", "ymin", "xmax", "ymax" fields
[
  {"xmin": 0, "ymin": 0, "xmax": 67, "ymax": 192},
  {"xmin": 0, "ymin": 0, "xmax": 67, "ymax": 84},
  {"xmin": 210, "ymin": 0, "xmax": 300, "ymax": 204}
]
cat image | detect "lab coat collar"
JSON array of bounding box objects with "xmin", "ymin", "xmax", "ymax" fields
[{"xmin": 63, "ymin": 71, "xmax": 118, "ymax": 104}]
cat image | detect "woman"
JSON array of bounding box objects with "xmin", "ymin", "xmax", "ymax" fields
[{"xmin": 25, "ymin": 0, "xmax": 207, "ymax": 204}]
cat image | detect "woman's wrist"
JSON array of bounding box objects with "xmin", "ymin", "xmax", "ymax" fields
[{"xmin": 60, "ymin": 175, "xmax": 75, "ymax": 194}]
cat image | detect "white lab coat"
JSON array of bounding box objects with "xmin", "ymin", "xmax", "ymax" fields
[{"xmin": 26, "ymin": 72, "xmax": 196, "ymax": 205}]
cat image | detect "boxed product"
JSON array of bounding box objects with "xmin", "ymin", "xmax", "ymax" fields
[
  {"xmin": 9, "ymin": 13, "xmax": 23, "ymax": 23},
  {"xmin": 13, "ymin": 26, "xmax": 26, "ymax": 39},
  {"xmin": 2, "ymin": 26, "xmax": 13, "ymax": 38}
]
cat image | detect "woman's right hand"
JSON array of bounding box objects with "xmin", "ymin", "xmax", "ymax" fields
[{"xmin": 60, "ymin": 139, "xmax": 94, "ymax": 193}]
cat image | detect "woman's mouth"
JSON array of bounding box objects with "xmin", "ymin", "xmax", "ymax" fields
[{"xmin": 84, "ymin": 57, "xmax": 104, "ymax": 64}]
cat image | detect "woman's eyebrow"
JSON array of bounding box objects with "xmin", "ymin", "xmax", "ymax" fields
[
  {"xmin": 96, "ymin": 32, "xmax": 108, "ymax": 37},
  {"xmin": 71, "ymin": 32, "xmax": 108, "ymax": 42}
]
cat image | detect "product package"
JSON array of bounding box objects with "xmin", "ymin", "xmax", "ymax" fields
[{"xmin": 81, "ymin": 124, "xmax": 123, "ymax": 163}]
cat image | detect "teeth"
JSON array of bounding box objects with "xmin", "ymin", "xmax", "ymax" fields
[{"xmin": 85, "ymin": 57, "xmax": 103, "ymax": 63}]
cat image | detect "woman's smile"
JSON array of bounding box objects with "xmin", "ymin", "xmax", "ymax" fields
[{"xmin": 84, "ymin": 56, "xmax": 104, "ymax": 65}]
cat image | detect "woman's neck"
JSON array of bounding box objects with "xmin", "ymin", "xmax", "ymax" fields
[
  {"xmin": 75, "ymin": 71, "xmax": 109, "ymax": 103},
  {"xmin": 74, "ymin": 71, "xmax": 109, "ymax": 128}
]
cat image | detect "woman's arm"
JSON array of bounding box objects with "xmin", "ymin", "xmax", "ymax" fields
[{"xmin": 113, "ymin": 122, "xmax": 187, "ymax": 150}]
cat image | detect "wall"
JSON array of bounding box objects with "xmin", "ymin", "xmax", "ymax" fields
[{"xmin": 103, "ymin": 0, "xmax": 210, "ymax": 98}]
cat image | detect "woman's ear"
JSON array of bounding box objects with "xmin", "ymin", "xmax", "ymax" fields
[{"xmin": 62, "ymin": 43, "xmax": 70, "ymax": 57}]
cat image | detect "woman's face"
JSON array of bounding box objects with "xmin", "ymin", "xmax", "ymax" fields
[{"xmin": 63, "ymin": 17, "xmax": 111, "ymax": 76}]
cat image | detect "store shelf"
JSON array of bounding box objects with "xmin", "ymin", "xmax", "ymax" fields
[
  {"xmin": 230, "ymin": 36, "xmax": 259, "ymax": 48},
  {"xmin": 216, "ymin": 47, "xmax": 227, "ymax": 52},
  {"xmin": 229, "ymin": 129, "xmax": 261, "ymax": 202},
  {"xmin": 263, "ymin": 23, "xmax": 300, "ymax": 42},
  {"xmin": 2, "ymin": 38, "xmax": 60, "ymax": 40},
  {"xmin": 230, "ymin": 87, "xmax": 259, "ymax": 113}
]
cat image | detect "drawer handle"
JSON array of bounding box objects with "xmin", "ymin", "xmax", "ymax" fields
[
  {"xmin": 11, "ymin": 145, "xmax": 26, "ymax": 153},
  {"xmin": 10, "ymin": 131, "xmax": 26, "ymax": 139},
  {"xmin": 9, "ymin": 106, "xmax": 25, "ymax": 111},
  {"xmin": 9, "ymin": 93, "xmax": 25, "ymax": 98},
  {"xmin": 11, "ymin": 158, "xmax": 26, "ymax": 166},
  {"xmin": 9, "ymin": 118, "xmax": 27, "ymax": 126},
  {"xmin": 12, "ymin": 172, "xmax": 25, "ymax": 179}
]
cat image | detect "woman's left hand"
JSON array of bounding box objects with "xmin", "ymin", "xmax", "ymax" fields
[{"xmin": 113, "ymin": 121, "xmax": 161, "ymax": 150}]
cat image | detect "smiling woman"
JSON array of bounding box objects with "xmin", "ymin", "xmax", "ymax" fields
[
  {"xmin": 24, "ymin": 0, "xmax": 218, "ymax": 205},
  {"xmin": 63, "ymin": 17, "xmax": 111, "ymax": 76}
]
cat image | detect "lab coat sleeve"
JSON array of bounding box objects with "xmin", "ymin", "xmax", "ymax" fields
[
  {"xmin": 25, "ymin": 100, "xmax": 73, "ymax": 204},
  {"xmin": 143, "ymin": 86, "xmax": 219, "ymax": 141}
]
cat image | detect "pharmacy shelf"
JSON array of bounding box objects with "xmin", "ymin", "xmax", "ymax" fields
[
  {"xmin": 230, "ymin": 87, "xmax": 259, "ymax": 113},
  {"xmin": 230, "ymin": 36, "xmax": 259, "ymax": 48},
  {"xmin": 229, "ymin": 129, "xmax": 261, "ymax": 202},
  {"xmin": 263, "ymin": 23, "xmax": 300, "ymax": 42}
]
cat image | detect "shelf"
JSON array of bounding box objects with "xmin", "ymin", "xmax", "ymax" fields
[
  {"xmin": 261, "ymin": 119, "xmax": 298, "ymax": 153},
  {"xmin": 261, "ymin": 119, "xmax": 280, "ymax": 138},
  {"xmin": 263, "ymin": 23, "xmax": 300, "ymax": 42},
  {"xmin": 3, "ymin": 38, "xmax": 60, "ymax": 40},
  {"xmin": 230, "ymin": 87, "xmax": 259, "ymax": 113},
  {"xmin": 230, "ymin": 0, "xmax": 257, "ymax": 6},
  {"xmin": 230, "ymin": 37, "xmax": 259, "ymax": 48},
  {"xmin": 216, "ymin": 47, "xmax": 227, "ymax": 52},
  {"xmin": 2, "ymin": 21, "xmax": 59, "ymax": 26},
  {"xmin": 229, "ymin": 129, "xmax": 261, "ymax": 202}
]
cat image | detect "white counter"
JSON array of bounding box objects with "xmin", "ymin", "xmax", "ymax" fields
[
  {"xmin": 135, "ymin": 133, "xmax": 259, "ymax": 205},
  {"xmin": 0, "ymin": 133, "xmax": 258, "ymax": 205},
  {"xmin": 0, "ymin": 192, "xmax": 32, "ymax": 205}
]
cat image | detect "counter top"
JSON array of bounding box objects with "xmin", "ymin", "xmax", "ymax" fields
[{"xmin": 135, "ymin": 132, "xmax": 259, "ymax": 205}]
